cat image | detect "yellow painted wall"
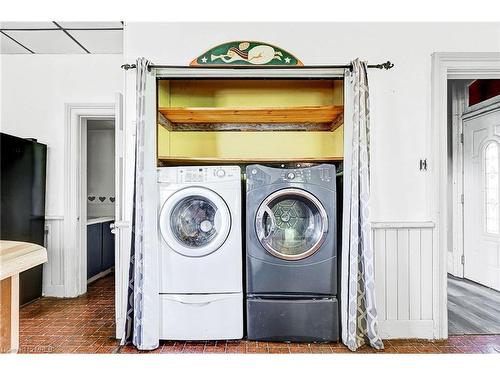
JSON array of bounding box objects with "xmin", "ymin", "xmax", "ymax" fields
[
  {"xmin": 157, "ymin": 79, "xmax": 344, "ymax": 160},
  {"xmin": 162, "ymin": 80, "xmax": 342, "ymax": 108}
]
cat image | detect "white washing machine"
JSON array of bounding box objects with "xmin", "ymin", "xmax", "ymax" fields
[{"xmin": 157, "ymin": 165, "xmax": 243, "ymax": 340}]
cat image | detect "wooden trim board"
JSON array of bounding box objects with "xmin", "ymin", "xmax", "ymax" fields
[{"xmin": 158, "ymin": 156, "xmax": 343, "ymax": 166}]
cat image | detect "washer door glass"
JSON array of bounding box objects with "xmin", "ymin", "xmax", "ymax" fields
[
  {"xmin": 160, "ymin": 187, "xmax": 231, "ymax": 257},
  {"xmin": 255, "ymin": 188, "xmax": 328, "ymax": 260},
  {"xmin": 171, "ymin": 196, "xmax": 218, "ymax": 248}
]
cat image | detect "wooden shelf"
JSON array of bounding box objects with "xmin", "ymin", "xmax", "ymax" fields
[
  {"xmin": 159, "ymin": 105, "xmax": 343, "ymax": 123},
  {"xmin": 158, "ymin": 156, "xmax": 343, "ymax": 166},
  {"xmin": 158, "ymin": 105, "xmax": 344, "ymax": 131}
]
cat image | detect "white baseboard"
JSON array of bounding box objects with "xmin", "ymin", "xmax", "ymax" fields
[
  {"xmin": 379, "ymin": 320, "xmax": 435, "ymax": 339},
  {"xmin": 87, "ymin": 268, "xmax": 114, "ymax": 284},
  {"xmin": 42, "ymin": 285, "xmax": 66, "ymax": 297},
  {"xmin": 115, "ymin": 318, "xmax": 124, "ymax": 340}
]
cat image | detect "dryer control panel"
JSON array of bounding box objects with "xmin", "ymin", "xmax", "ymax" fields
[
  {"xmin": 158, "ymin": 166, "xmax": 241, "ymax": 184},
  {"xmin": 246, "ymin": 164, "xmax": 336, "ymax": 191}
]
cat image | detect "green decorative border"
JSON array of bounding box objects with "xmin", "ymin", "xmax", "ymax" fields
[{"xmin": 191, "ymin": 41, "xmax": 303, "ymax": 66}]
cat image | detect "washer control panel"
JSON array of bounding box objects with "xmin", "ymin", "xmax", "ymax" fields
[{"xmin": 158, "ymin": 166, "xmax": 241, "ymax": 183}]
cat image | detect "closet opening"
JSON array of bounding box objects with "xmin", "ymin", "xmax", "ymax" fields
[{"xmin": 155, "ymin": 76, "xmax": 345, "ymax": 338}]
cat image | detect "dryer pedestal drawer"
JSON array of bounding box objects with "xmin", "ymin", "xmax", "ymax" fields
[
  {"xmin": 160, "ymin": 293, "xmax": 243, "ymax": 340},
  {"xmin": 247, "ymin": 296, "xmax": 339, "ymax": 342}
]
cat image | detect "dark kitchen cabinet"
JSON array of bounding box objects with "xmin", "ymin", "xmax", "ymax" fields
[
  {"xmin": 87, "ymin": 223, "xmax": 102, "ymax": 279},
  {"xmin": 87, "ymin": 220, "xmax": 115, "ymax": 280},
  {"xmin": 102, "ymin": 222, "xmax": 115, "ymax": 270}
]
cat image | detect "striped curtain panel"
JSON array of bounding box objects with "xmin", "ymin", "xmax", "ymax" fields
[
  {"xmin": 122, "ymin": 58, "xmax": 159, "ymax": 350},
  {"xmin": 341, "ymin": 59, "xmax": 384, "ymax": 351}
]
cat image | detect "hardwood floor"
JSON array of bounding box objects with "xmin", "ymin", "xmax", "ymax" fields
[{"xmin": 448, "ymin": 275, "xmax": 500, "ymax": 335}]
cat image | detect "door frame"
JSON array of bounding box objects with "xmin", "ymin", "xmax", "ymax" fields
[
  {"xmin": 64, "ymin": 103, "xmax": 115, "ymax": 297},
  {"xmin": 431, "ymin": 52, "xmax": 500, "ymax": 339}
]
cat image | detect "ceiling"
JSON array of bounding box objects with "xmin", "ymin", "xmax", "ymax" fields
[{"xmin": 0, "ymin": 21, "xmax": 123, "ymax": 54}]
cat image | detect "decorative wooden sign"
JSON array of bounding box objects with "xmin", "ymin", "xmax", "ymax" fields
[{"xmin": 190, "ymin": 41, "xmax": 303, "ymax": 67}]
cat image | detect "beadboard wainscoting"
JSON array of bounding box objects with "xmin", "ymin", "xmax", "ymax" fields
[
  {"xmin": 372, "ymin": 221, "xmax": 437, "ymax": 339},
  {"xmin": 43, "ymin": 216, "xmax": 65, "ymax": 297}
]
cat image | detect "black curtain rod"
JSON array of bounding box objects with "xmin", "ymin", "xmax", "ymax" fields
[{"xmin": 120, "ymin": 61, "xmax": 394, "ymax": 71}]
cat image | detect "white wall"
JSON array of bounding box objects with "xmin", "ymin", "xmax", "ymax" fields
[
  {"xmin": 122, "ymin": 22, "xmax": 500, "ymax": 340},
  {"xmin": 124, "ymin": 22, "xmax": 500, "ymax": 222},
  {"xmin": 0, "ymin": 54, "xmax": 123, "ymax": 216},
  {"xmin": 87, "ymin": 120, "xmax": 116, "ymax": 218},
  {"xmin": 0, "ymin": 54, "xmax": 123, "ymax": 296}
]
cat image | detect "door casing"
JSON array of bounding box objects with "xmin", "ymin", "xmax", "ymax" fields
[
  {"xmin": 64, "ymin": 103, "xmax": 117, "ymax": 299},
  {"xmin": 431, "ymin": 52, "xmax": 500, "ymax": 339}
]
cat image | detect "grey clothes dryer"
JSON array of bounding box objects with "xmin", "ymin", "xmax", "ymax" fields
[{"xmin": 245, "ymin": 164, "xmax": 339, "ymax": 342}]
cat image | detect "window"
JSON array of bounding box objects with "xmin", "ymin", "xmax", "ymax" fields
[{"xmin": 485, "ymin": 142, "xmax": 499, "ymax": 234}]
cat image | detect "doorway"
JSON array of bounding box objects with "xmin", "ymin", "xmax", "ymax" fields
[
  {"xmin": 447, "ymin": 79, "xmax": 500, "ymax": 335},
  {"xmin": 84, "ymin": 119, "xmax": 116, "ymax": 284}
]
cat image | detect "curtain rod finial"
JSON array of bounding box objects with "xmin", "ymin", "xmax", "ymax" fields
[
  {"xmin": 121, "ymin": 63, "xmax": 137, "ymax": 70},
  {"xmin": 379, "ymin": 61, "xmax": 394, "ymax": 70}
]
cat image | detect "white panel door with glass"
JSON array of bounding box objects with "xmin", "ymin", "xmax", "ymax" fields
[{"xmin": 463, "ymin": 102, "xmax": 500, "ymax": 291}]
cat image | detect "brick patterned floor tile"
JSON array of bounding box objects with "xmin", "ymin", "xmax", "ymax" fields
[
  {"xmin": 204, "ymin": 345, "xmax": 227, "ymax": 353},
  {"xmin": 50, "ymin": 346, "xmax": 80, "ymax": 354},
  {"xmin": 289, "ymin": 346, "xmax": 312, "ymax": 353},
  {"xmin": 246, "ymin": 341, "xmax": 268, "ymax": 350},
  {"xmin": 416, "ymin": 345, "xmax": 443, "ymax": 354},
  {"xmin": 182, "ymin": 346, "xmax": 204, "ymax": 353},
  {"xmin": 267, "ymin": 342, "xmax": 290, "ymax": 349},
  {"xmin": 268, "ymin": 347, "xmax": 291, "ymax": 354},
  {"xmin": 310, "ymin": 345, "xmax": 333, "ymax": 353},
  {"xmin": 380, "ymin": 346, "xmax": 398, "ymax": 353},
  {"xmin": 246, "ymin": 347, "xmax": 270, "ymax": 353},
  {"xmin": 440, "ymin": 346, "xmax": 462, "ymax": 353},
  {"xmin": 160, "ymin": 343, "xmax": 186, "ymax": 353},
  {"xmin": 18, "ymin": 273, "xmax": 500, "ymax": 355},
  {"xmin": 395, "ymin": 346, "xmax": 421, "ymax": 353},
  {"xmin": 330, "ymin": 346, "xmax": 352, "ymax": 353},
  {"xmin": 94, "ymin": 346, "xmax": 117, "ymax": 354}
]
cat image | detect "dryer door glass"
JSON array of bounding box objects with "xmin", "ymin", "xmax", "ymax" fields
[
  {"xmin": 170, "ymin": 196, "xmax": 219, "ymax": 248},
  {"xmin": 256, "ymin": 188, "xmax": 328, "ymax": 260}
]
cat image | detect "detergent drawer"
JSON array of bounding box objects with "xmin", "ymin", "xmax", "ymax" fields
[{"xmin": 159, "ymin": 293, "xmax": 243, "ymax": 340}]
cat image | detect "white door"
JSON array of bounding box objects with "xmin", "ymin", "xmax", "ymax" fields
[
  {"xmin": 112, "ymin": 92, "xmax": 128, "ymax": 337},
  {"xmin": 463, "ymin": 100, "xmax": 500, "ymax": 291}
]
